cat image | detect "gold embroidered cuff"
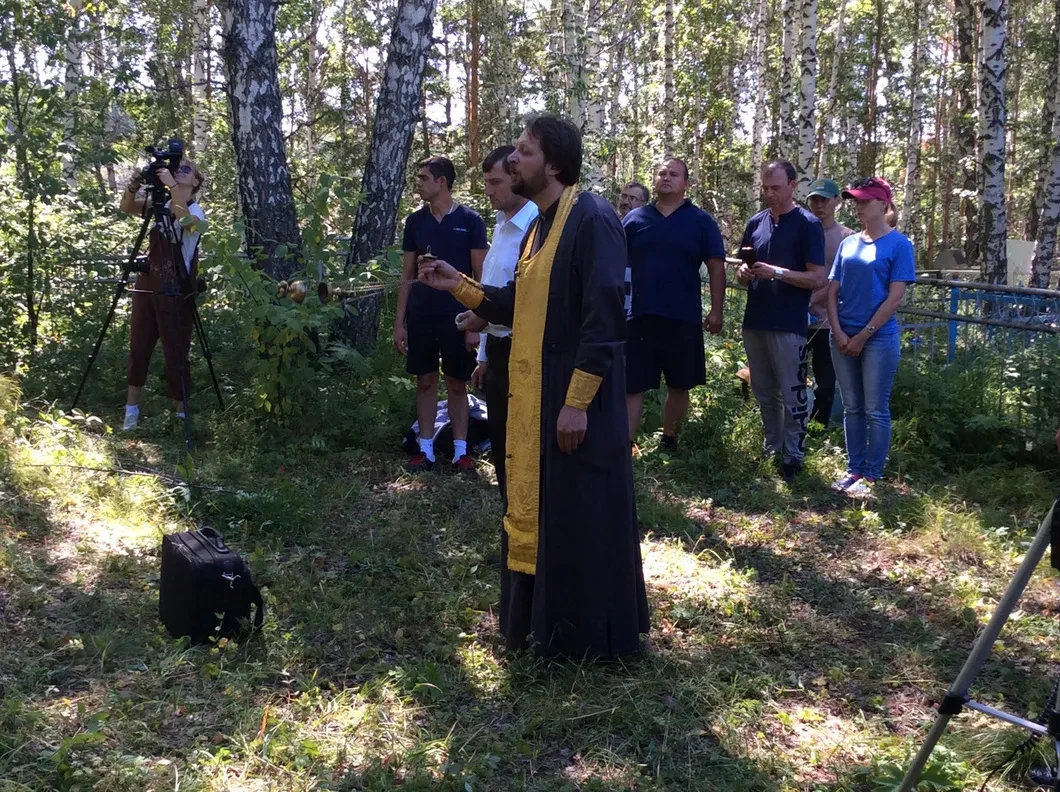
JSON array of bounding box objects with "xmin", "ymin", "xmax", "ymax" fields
[
  {"xmin": 564, "ymin": 368, "xmax": 602, "ymax": 410},
  {"xmin": 451, "ymin": 274, "xmax": 484, "ymax": 309}
]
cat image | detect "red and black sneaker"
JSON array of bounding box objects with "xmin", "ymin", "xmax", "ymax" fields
[
  {"xmin": 406, "ymin": 452, "xmax": 435, "ymax": 473},
  {"xmin": 452, "ymin": 455, "xmax": 477, "ymax": 476}
]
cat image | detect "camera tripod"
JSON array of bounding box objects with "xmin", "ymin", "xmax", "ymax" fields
[
  {"xmin": 898, "ymin": 497, "xmax": 1060, "ymax": 791},
  {"xmin": 72, "ymin": 198, "xmax": 224, "ymax": 451}
]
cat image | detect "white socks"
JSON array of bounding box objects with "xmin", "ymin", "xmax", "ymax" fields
[
  {"xmin": 417, "ymin": 437, "xmax": 436, "ymax": 462},
  {"xmin": 122, "ymin": 404, "xmax": 139, "ymax": 431},
  {"xmin": 453, "ymin": 440, "xmax": 467, "ymax": 462}
]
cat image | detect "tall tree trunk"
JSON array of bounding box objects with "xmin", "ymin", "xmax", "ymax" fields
[
  {"xmin": 778, "ymin": 0, "xmax": 796, "ymax": 157},
  {"xmin": 978, "ymin": 0, "xmax": 1007, "ymax": 284},
  {"xmin": 899, "ymin": 0, "xmax": 925, "ymax": 235},
  {"xmin": 860, "ymin": 0, "xmax": 884, "ymax": 175},
  {"xmin": 1026, "ymin": 0, "xmax": 1060, "ymax": 241},
  {"xmin": 814, "ymin": 0, "xmax": 846, "ymax": 177},
  {"xmin": 586, "ymin": 0, "xmax": 603, "ymax": 134},
  {"xmin": 347, "ymin": 0, "xmax": 436, "ymax": 268},
  {"xmin": 1030, "ymin": 143, "xmax": 1060, "ymax": 288},
  {"xmin": 304, "ymin": 0, "xmax": 321, "ymax": 165},
  {"xmin": 795, "ymin": 0, "xmax": 817, "ymax": 194},
  {"xmin": 1005, "ymin": 1, "xmax": 1022, "ymax": 223},
  {"xmin": 467, "ymin": 0, "xmax": 480, "ymax": 183},
  {"xmin": 222, "ymin": 0, "xmax": 303, "ymax": 278},
  {"xmin": 662, "ymin": 0, "xmax": 674, "ymax": 151},
  {"xmin": 749, "ymin": 0, "xmax": 769, "ymax": 202},
  {"xmin": 61, "ymin": 0, "xmax": 83, "ymax": 187},
  {"xmin": 192, "ymin": 0, "xmax": 209, "ymax": 153},
  {"xmin": 955, "ymin": 0, "xmax": 978, "ymax": 269}
]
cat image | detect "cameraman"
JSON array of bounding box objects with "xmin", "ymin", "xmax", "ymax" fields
[{"xmin": 119, "ymin": 158, "xmax": 206, "ymax": 430}]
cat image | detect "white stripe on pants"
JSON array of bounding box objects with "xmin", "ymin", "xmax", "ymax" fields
[{"xmin": 742, "ymin": 328, "xmax": 813, "ymax": 464}]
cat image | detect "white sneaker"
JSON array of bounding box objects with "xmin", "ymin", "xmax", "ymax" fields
[
  {"xmin": 845, "ymin": 478, "xmax": 876, "ymax": 499},
  {"xmin": 122, "ymin": 409, "xmax": 139, "ymax": 431}
]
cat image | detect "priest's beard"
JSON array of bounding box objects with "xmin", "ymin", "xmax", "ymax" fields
[{"xmin": 511, "ymin": 164, "xmax": 548, "ymax": 199}]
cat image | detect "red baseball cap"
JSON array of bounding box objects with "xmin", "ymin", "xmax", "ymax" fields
[{"xmin": 842, "ymin": 176, "xmax": 893, "ymax": 204}]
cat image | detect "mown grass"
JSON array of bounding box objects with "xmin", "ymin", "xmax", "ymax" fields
[{"xmin": 2, "ymin": 344, "xmax": 1060, "ymax": 792}]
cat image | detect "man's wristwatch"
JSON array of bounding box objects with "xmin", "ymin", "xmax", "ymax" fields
[
  {"xmin": 865, "ymin": 324, "xmax": 877, "ymax": 335},
  {"xmin": 774, "ymin": 267, "xmax": 784, "ymax": 281}
]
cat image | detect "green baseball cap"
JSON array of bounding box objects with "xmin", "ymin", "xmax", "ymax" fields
[{"xmin": 807, "ymin": 178, "xmax": 841, "ymax": 199}]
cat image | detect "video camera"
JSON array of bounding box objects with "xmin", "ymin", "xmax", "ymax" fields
[{"xmin": 141, "ymin": 138, "xmax": 184, "ymax": 190}]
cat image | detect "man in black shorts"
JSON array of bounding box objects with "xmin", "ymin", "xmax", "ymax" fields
[
  {"xmin": 624, "ymin": 158, "xmax": 726, "ymax": 451},
  {"xmin": 395, "ymin": 156, "xmax": 488, "ymax": 472}
]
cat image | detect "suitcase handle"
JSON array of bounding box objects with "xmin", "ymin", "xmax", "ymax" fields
[{"xmin": 198, "ymin": 526, "xmax": 230, "ymax": 553}]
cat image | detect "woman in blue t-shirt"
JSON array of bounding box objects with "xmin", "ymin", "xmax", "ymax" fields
[{"xmin": 826, "ymin": 177, "xmax": 916, "ymax": 497}]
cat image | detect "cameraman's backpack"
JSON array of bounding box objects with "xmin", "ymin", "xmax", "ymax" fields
[{"xmin": 159, "ymin": 527, "xmax": 264, "ymax": 643}]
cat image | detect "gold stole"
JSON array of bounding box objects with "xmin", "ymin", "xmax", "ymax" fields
[{"xmin": 502, "ymin": 185, "xmax": 579, "ymax": 575}]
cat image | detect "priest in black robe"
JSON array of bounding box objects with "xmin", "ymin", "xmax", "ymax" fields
[{"xmin": 418, "ymin": 113, "xmax": 650, "ymax": 659}]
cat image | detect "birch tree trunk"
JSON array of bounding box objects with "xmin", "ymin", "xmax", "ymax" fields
[
  {"xmin": 749, "ymin": 0, "xmax": 769, "ymax": 202},
  {"xmin": 1025, "ymin": 0, "xmax": 1059, "ymax": 241},
  {"xmin": 778, "ymin": 0, "xmax": 796, "ymax": 157},
  {"xmin": 347, "ymin": 0, "xmax": 436, "ymax": 269},
  {"xmin": 814, "ymin": 0, "xmax": 846, "ymax": 177},
  {"xmin": 222, "ymin": 0, "xmax": 303, "ymax": 278},
  {"xmin": 795, "ymin": 0, "xmax": 817, "ymax": 195},
  {"xmin": 304, "ymin": 0, "xmax": 322, "ymax": 165},
  {"xmin": 898, "ymin": 0, "xmax": 925, "ymax": 235},
  {"xmin": 586, "ymin": 0, "xmax": 604, "ymax": 134},
  {"xmin": 955, "ymin": 0, "xmax": 978, "ymax": 268},
  {"xmin": 1030, "ymin": 145, "xmax": 1060, "ymax": 287},
  {"xmin": 467, "ymin": 0, "xmax": 480, "ymax": 183},
  {"xmin": 978, "ymin": 0, "xmax": 1007, "ymax": 284},
  {"xmin": 61, "ymin": 0, "xmax": 83, "ymax": 187},
  {"xmin": 662, "ymin": 0, "xmax": 675, "ymax": 152},
  {"xmin": 192, "ymin": 0, "xmax": 209, "ymax": 153}
]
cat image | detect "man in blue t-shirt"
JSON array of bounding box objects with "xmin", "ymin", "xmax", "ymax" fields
[
  {"xmin": 624, "ymin": 158, "xmax": 727, "ymax": 451},
  {"xmin": 737, "ymin": 160, "xmax": 826, "ymax": 480},
  {"xmin": 395, "ymin": 156, "xmax": 488, "ymax": 473}
]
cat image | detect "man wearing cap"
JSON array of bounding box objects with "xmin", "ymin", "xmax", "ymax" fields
[
  {"xmin": 736, "ymin": 160, "xmax": 826, "ymax": 481},
  {"xmin": 624, "ymin": 158, "xmax": 727, "ymax": 450},
  {"xmin": 806, "ymin": 178, "xmax": 854, "ymax": 427}
]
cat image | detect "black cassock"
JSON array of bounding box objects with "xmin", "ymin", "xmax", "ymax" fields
[{"xmin": 463, "ymin": 190, "xmax": 649, "ymax": 659}]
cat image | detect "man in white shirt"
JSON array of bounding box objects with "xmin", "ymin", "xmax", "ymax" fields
[{"xmin": 459, "ymin": 145, "xmax": 538, "ymax": 496}]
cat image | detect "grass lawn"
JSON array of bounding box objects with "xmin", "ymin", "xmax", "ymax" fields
[{"xmin": 2, "ymin": 366, "xmax": 1060, "ymax": 791}]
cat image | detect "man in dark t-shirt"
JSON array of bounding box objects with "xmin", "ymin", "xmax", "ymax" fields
[
  {"xmin": 737, "ymin": 161, "xmax": 826, "ymax": 480},
  {"xmin": 624, "ymin": 158, "xmax": 726, "ymax": 451},
  {"xmin": 395, "ymin": 156, "xmax": 488, "ymax": 473}
]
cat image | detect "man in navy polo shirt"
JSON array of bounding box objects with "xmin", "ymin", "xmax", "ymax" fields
[
  {"xmin": 624, "ymin": 158, "xmax": 727, "ymax": 451},
  {"xmin": 737, "ymin": 160, "xmax": 826, "ymax": 480},
  {"xmin": 395, "ymin": 156, "xmax": 488, "ymax": 473}
]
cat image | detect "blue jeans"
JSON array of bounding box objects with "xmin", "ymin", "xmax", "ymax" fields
[{"xmin": 830, "ymin": 332, "xmax": 900, "ymax": 480}]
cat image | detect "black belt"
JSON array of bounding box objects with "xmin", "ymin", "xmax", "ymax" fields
[{"xmin": 485, "ymin": 335, "xmax": 512, "ymax": 348}]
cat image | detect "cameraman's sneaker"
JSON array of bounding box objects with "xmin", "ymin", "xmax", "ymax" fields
[{"xmin": 122, "ymin": 406, "xmax": 140, "ymax": 431}]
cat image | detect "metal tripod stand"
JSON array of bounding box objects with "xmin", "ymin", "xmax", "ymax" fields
[
  {"xmin": 71, "ymin": 202, "xmax": 224, "ymax": 451},
  {"xmin": 898, "ymin": 497, "xmax": 1060, "ymax": 791}
]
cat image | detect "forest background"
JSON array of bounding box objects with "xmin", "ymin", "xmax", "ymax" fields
[{"xmin": 3, "ymin": 0, "xmax": 1060, "ymax": 789}]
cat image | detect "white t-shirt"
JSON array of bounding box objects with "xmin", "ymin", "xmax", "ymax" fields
[{"xmin": 162, "ymin": 200, "xmax": 206, "ymax": 272}]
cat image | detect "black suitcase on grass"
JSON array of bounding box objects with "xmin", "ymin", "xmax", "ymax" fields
[{"xmin": 159, "ymin": 527, "xmax": 264, "ymax": 643}]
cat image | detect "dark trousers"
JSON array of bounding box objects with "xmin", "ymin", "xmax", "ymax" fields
[
  {"xmin": 484, "ymin": 335, "xmax": 511, "ymax": 498},
  {"xmin": 127, "ymin": 284, "xmax": 194, "ymax": 401},
  {"xmin": 808, "ymin": 325, "xmax": 836, "ymax": 427}
]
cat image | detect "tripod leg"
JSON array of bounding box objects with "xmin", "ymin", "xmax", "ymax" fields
[
  {"xmin": 72, "ymin": 271, "xmax": 129, "ymax": 411},
  {"xmin": 72, "ymin": 215, "xmax": 152, "ymax": 412},
  {"xmin": 177, "ymin": 358, "xmax": 193, "ymax": 453},
  {"xmin": 190, "ymin": 301, "xmax": 224, "ymax": 409},
  {"xmin": 898, "ymin": 499, "xmax": 1059, "ymax": 791}
]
